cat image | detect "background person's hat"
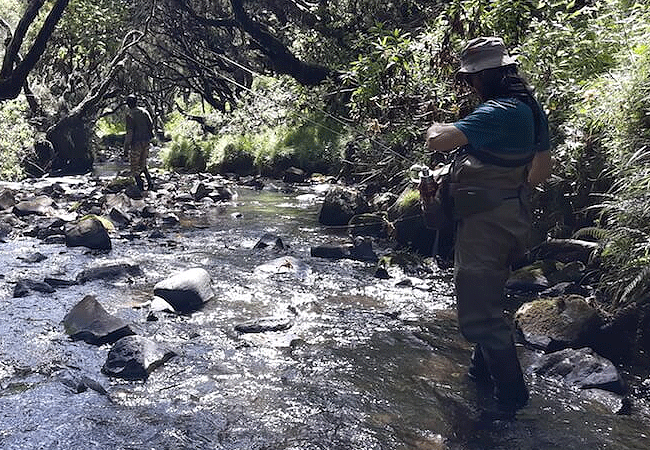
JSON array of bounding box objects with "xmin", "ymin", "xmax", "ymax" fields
[{"xmin": 458, "ymin": 37, "xmax": 517, "ymax": 74}]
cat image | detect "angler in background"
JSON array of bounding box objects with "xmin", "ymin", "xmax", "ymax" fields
[
  {"xmin": 423, "ymin": 36, "xmax": 552, "ymax": 419},
  {"xmin": 124, "ymin": 94, "xmax": 155, "ymax": 191}
]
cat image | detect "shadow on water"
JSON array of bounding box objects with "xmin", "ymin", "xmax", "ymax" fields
[{"xmin": 1, "ymin": 171, "xmax": 650, "ymax": 449}]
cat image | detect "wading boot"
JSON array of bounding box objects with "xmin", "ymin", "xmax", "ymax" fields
[
  {"xmin": 467, "ymin": 344, "xmax": 491, "ymax": 384},
  {"xmin": 134, "ymin": 175, "xmax": 145, "ymax": 191},
  {"xmin": 481, "ymin": 341, "xmax": 529, "ymax": 420},
  {"xmin": 144, "ymin": 169, "xmax": 154, "ymax": 191}
]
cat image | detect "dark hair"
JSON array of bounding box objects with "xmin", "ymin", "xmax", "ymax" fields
[
  {"xmin": 465, "ymin": 66, "xmax": 543, "ymax": 147},
  {"xmin": 126, "ymin": 95, "xmax": 137, "ymax": 108}
]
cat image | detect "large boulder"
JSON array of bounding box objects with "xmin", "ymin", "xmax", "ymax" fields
[
  {"xmin": 318, "ymin": 185, "xmax": 371, "ymax": 226},
  {"xmin": 153, "ymin": 267, "xmax": 215, "ymax": 313},
  {"xmin": 529, "ymin": 347, "xmax": 626, "ymax": 395},
  {"xmin": 102, "ymin": 335, "xmax": 176, "ymax": 381},
  {"xmin": 514, "ymin": 295, "xmax": 601, "ymax": 351},
  {"xmin": 65, "ymin": 216, "xmax": 112, "ymax": 250},
  {"xmin": 12, "ymin": 195, "xmax": 55, "ymax": 217},
  {"xmin": 386, "ymin": 187, "xmax": 441, "ymax": 257},
  {"xmin": 63, "ymin": 295, "xmax": 135, "ymax": 345},
  {"xmin": 0, "ymin": 189, "xmax": 16, "ymax": 210}
]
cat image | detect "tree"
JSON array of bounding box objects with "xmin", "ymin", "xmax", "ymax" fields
[{"xmin": 0, "ymin": 0, "xmax": 70, "ymax": 102}]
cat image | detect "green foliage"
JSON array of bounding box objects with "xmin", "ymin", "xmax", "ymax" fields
[{"xmin": 0, "ymin": 98, "xmax": 34, "ymax": 180}]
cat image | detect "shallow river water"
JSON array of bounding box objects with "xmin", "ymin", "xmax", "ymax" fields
[{"xmin": 1, "ymin": 172, "xmax": 650, "ymax": 450}]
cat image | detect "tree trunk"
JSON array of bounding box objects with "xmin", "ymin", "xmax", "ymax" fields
[{"xmin": 45, "ymin": 113, "xmax": 94, "ymax": 175}]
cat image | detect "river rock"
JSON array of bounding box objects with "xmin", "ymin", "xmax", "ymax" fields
[
  {"xmin": 153, "ymin": 267, "xmax": 215, "ymax": 313},
  {"xmin": 580, "ymin": 388, "xmax": 631, "ymax": 415},
  {"xmin": 13, "ymin": 279, "xmax": 55, "ymax": 297},
  {"xmin": 12, "ymin": 195, "xmax": 55, "ymax": 217},
  {"xmin": 514, "ymin": 295, "xmax": 601, "ymax": 351},
  {"xmin": 0, "ymin": 189, "xmax": 16, "ymax": 210},
  {"xmin": 63, "ymin": 295, "xmax": 135, "ymax": 345},
  {"xmin": 318, "ymin": 185, "xmax": 371, "ymax": 226},
  {"xmin": 529, "ymin": 238, "xmax": 599, "ymax": 264},
  {"xmin": 75, "ymin": 260, "xmax": 143, "ymax": 283},
  {"xmin": 101, "ymin": 335, "xmax": 176, "ymax": 381},
  {"xmin": 65, "ymin": 217, "xmax": 112, "ymax": 250},
  {"xmin": 283, "ymin": 166, "xmax": 307, "ymax": 183},
  {"xmin": 253, "ymin": 233, "xmax": 285, "ymax": 251},
  {"xmin": 310, "ymin": 237, "xmax": 378, "ymax": 263},
  {"xmin": 214, "ymin": 185, "xmax": 237, "ymax": 201},
  {"xmin": 530, "ymin": 347, "xmax": 626, "ymax": 394},
  {"xmin": 190, "ymin": 181, "xmax": 211, "ymax": 200},
  {"xmin": 235, "ymin": 317, "xmax": 294, "ymax": 334},
  {"xmin": 17, "ymin": 252, "xmax": 47, "ymax": 263}
]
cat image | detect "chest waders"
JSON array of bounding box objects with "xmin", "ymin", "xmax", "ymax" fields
[{"xmin": 450, "ymin": 153, "xmax": 530, "ymax": 417}]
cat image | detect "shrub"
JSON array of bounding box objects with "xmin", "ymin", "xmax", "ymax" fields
[{"xmin": 0, "ymin": 98, "xmax": 35, "ymax": 181}]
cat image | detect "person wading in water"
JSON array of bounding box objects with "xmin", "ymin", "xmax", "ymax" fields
[
  {"xmin": 423, "ymin": 36, "xmax": 552, "ymax": 419},
  {"xmin": 124, "ymin": 94, "xmax": 155, "ymax": 191}
]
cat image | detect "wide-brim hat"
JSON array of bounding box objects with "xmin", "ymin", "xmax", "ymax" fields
[{"xmin": 458, "ymin": 37, "xmax": 517, "ymax": 74}]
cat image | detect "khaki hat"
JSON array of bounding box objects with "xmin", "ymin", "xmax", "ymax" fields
[{"xmin": 458, "ymin": 37, "xmax": 517, "ymax": 74}]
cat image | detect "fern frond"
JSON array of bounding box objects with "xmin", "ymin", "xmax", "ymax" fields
[
  {"xmin": 572, "ymin": 227, "xmax": 609, "ymax": 241},
  {"xmin": 616, "ymin": 266, "xmax": 650, "ymax": 307}
]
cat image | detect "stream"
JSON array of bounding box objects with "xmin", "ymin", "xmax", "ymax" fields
[{"xmin": 1, "ymin": 165, "xmax": 650, "ymax": 450}]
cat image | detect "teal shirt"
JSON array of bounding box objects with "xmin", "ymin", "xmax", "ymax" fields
[{"xmin": 454, "ymin": 97, "xmax": 549, "ymax": 166}]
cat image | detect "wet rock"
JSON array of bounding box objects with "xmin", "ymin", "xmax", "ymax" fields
[
  {"xmin": 529, "ymin": 238, "xmax": 599, "ymax": 264},
  {"xmin": 102, "ymin": 335, "xmax": 176, "ymax": 381},
  {"xmin": 65, "ymin": 217, "xmax": 111, "ymax": 250},
  {"xmin": 17, "ymin": 252, "xmax": 47, "ymax": 263},
  {"xmin": 57, "ymin": 369, "xmax": 109, "ymax": 396},
  {"xmin": 12, "ymin": 279, "xmax": 55, "ymax": 297},
  {"xmin": 214, "ymin": 185, "xmax": 237, "ymax": 201},
  {"xmin": 580, "ymin": 388, "xmax": 632, "ymax": 415},
  {"xmin": 253, "ymin": 233, "xmax": 285, "ymax": 251},
  {"xmin": 108, "ymin": 207, "xmax": 132, "ymax": 226},
  {"xmin": 348, "ymin": 213, "xmax": 386, "ymax": 237},
  {"xmin": 12, "ymin": 195, "xmax": 55, "ymax": 217},
  {"xmin": 349, "ymin": 236, "xmax": 378, "ymax": 262},
  {"xmin": 310, "ymin": 237, "xmax": 377, "ymax": 263},
  {"xmin": 540, "ymin": 281, "xmax": 591, "ymax": 298},
  {"xmin": 235, "ymin": 317, "xmax": 294, "ymax": 333},
  {"xmin": 34, "ymin": 218, "xmax": 66, "ymax": 240},
  {"xmin": 153, "ymin": 267, "xmax": 215, "ymax": 313},
  {"xmin": 190, "ymin": 181, "xmax": 211, "ymax": 200},
  {"xmin": 318, "ymin": 185, "xmax": 371, "ymax": 226},
  {"xmin": 43, "ymin": 277, "xmax": 77, "ymax": 288},
  {"xmin": 75, "ymin": 260, "xmax": 143, "ymax": 283},
  {"xmin": 530, "ymin": 347, "xmax": 626, "ymax": 395},
  {"xmin": 386, "ymin": 187, "xmax": 438, "ymax": 256},
  {"xmin": 514, "ymin": 295, "xmax": 601, "ymax": 351},
  {"xmin": 506, "ymin": 261, "xmax": 551, "ymax": 292},
  {"xmin": 63, "ymin": 295, "xmax": 135, "ymax": 345},
  {"xmin": 283, "ymin": 166, "xmax": 307, "ymax": 183},
  {"xmin": 0, "ymin": 189, "xmax": 16, "ymax": 210}
]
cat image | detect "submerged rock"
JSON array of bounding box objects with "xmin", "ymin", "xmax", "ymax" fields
[
  {"xmin": 235, "ymin": 317, "xmax": 294, "ymax": 334},
  {"xmin": 75, "ymin": 260, "xmax": 143, "ymax": 283},
  {"xmin": 13, "ymin": 279, "xmax": 55, "ymax": 297},
  {"xmin": 530, "ymin": 347, "xmax": 626, "ymax": 395},
  {"xmin": 102, "ymin": 335, "xmax": 176, "ymax": 381},
  {"xmin": 153, "ymin": 267, "xmax": 215, "ymax": 313},
  {"xmin": 63, "ymin": 295, "xmax": 135, "ymax": 345}
]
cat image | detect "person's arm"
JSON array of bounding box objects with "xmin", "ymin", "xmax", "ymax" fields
[
  {"xmin": 426, "ymin": 122, "xmax": 468, "ymax": 152},
  {"xmin": 527, "ymin": 150, "xmax": 552, "ymax": 186}
]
